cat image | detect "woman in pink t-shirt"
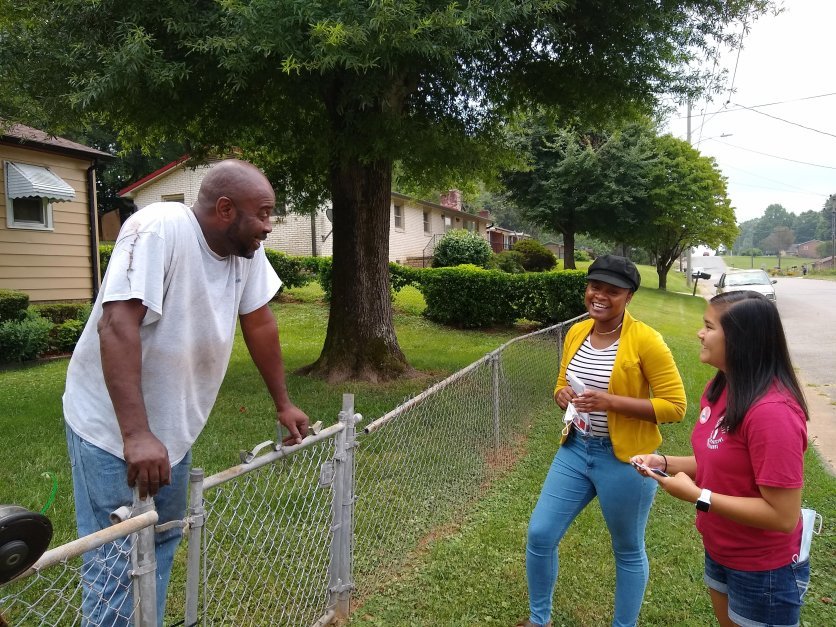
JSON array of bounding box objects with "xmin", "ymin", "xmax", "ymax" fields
[{"xmin": 631, "ymin": 291, "xmax": 810, "ymax": 627}]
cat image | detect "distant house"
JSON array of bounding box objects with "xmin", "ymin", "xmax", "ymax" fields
[
  {"xmin": 487, "ymin": 225, "xmax": 529, "ymax": 253},
  {"xmin": 796, "ymin": 240, "xmax": 823, "ymax": 258},
  {"xmin": 1, "ymin": 124, "xmax": 112, "ymax": 302},
  {"xmin": 544, "ymin": 241, "xmax": 565, "ymax": 259},
  {"xmin": 118, "ymin": 161, "xmax": 492, "ymax": 264}
]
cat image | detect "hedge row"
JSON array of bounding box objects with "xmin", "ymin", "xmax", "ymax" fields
[
  {"xmin": 311, "ymin": 257, "xmax": 585, "ymax": 328},
  {"xmin": 419, "ymin": 266, "xmax": 586, "ymax": 327}
]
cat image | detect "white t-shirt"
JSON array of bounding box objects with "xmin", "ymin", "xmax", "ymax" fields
[{"xmin": 63, "ymin": 202, "xmax": 281, "ymax": 464}]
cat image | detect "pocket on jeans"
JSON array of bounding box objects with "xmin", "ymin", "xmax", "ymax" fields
[{"xmin": 791, "ymin": 559, "xmax": 810, "ymax": 600}]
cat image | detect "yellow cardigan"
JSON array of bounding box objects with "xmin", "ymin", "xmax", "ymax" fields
[{"xmin": 554, "ymin": 310, "xmax": 687, "ymax": 462}]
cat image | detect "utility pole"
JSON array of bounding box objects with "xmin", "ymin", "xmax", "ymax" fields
[{"xmin": 685, "ymin": 100, "xmax": 693, "ymax": 287}]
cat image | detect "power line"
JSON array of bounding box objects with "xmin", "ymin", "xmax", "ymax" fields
[
  {"xmin": 709, "ymin": 138, "xmax": 836, "ymax": 171},
  {"xmin": 721, "ymin": 163, "xmax": 830, "ymax": 196},
  {"xmin": 725, "ymin": 19, "xmax": 747, "ymax": 105},
  {"xmin": 729, "ymin": 180, "xmax": 829, "ymax": 197},
  {"xmin": 729, "ymin": 102, "xmax": 836, "ymax": 140},
  {"xmin": 674, "ymin": 91, "xmax": 836, "ymax": 120}
]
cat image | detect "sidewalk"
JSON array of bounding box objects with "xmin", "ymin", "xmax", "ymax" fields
[{"xmin": 693, "ymin": 280, "xmax": 836, "ymax": 475}]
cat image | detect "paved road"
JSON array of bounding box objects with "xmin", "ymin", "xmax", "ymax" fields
[
  {"xmin": 775, "ymin": 276, "xmax": 836, "ymax": 472},
  {"xmin": 690, "ymin": 258, "xmax": 836, "ymax": 472}
]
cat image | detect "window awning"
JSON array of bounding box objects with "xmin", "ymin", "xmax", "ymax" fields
[{"xmin": 6, "ymin": 162, "xmax": 76, "ymax": 202}]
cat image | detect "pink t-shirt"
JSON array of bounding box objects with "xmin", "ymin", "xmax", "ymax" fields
[{"xmin": 691, "ymin": 382, "xmax": 807, "ymax": 570}]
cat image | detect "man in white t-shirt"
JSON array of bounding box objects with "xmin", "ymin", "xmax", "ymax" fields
[{"xmin": 63, "ymin": 159, "xmax": 309, "ymax": 626}]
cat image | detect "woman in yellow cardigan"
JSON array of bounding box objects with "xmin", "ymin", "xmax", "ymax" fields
[{"xmin": 520, "ymin": 255, "xmax": 686, "ymax": 627}]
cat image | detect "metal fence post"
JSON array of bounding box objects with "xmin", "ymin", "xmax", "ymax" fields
[
  {"xmin": 491, "ymin": 353, "xmax": 501, "ymax": 451},
  {"xmin": 185, "ymin": 468, "xmax": 205, "ymax": 627},
  {"xmin": 328, "ymin": 393, "xmax": 359, "ymax": 622},
  {"xmin": 131, "ymin": 494, "xmax": 157, "ymax": 627}
]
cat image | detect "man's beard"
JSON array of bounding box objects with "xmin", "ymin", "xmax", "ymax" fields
[{"xmin": 226, "ymin": 220, "xmax": 258, "ymax": 258}]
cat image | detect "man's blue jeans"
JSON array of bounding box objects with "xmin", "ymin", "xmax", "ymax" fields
[
  {"xmin": 66, "ymin": 425, "xmax": 190, "ymax": 626},
  {"xmin": 526, "ymin": 431, "xmax": 658, "ymax": 627}
]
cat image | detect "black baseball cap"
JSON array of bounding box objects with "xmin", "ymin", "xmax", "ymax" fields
[{"xmin": 587, "ymin": 255, "xmax": 641, "ymax": 291}]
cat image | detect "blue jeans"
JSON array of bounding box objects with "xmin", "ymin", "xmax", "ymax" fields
[
  {"xmin": 66, "ymin": 425, "xmax": 190, "ymax": 627},
  {"xmin": 704, "ymin": 551, "xmax": 810, "ymax": 627},
  {"xmin": 526, "ymin": 431, "xmax": 658, "ymax": 627}
]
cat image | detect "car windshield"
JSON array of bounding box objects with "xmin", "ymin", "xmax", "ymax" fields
[{"xmin": 725, "ymin": 271, "xmax": 770, "ymax": 287}]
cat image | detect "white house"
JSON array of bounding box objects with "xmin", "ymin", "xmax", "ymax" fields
[{"xmin": 118, "ymin": 160, "xmax": 492, "ymax": 264}]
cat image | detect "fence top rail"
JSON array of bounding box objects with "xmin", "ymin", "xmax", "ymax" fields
[
  {"xmin": 203, "ymin": 421, "xmax": 345, "ymax": 491},
  {"xmin": 363, "ymin": 313, "xmax": 588, "ymax": 435},
  {"xmin": 3, "ymin": 510, "xmax": 159, "ymax": 587}
]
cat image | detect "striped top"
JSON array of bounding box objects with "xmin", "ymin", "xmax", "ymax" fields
[{"xmin": 565, "ymin": 336, "xmax": 619, "ymax": 437}]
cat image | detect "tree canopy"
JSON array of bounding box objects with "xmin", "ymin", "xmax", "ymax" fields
[
  {"xmin": 503, "ymin": 117, "xmax": 655, "ymax": 268},
  {"xmin": 0, "ymin": 0, "xmax": 773, "ymax": 381},
  {"xmin": 635, "ymin": 135, "xmax": 737, "ymax": 289}
]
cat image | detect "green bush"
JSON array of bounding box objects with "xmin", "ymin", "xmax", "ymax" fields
[
  {"xmin": 264, "ymin": 249, "xmax": 319, "ymax": 290},
  {"xmin": 317, "ymin": 257, "xmax": 334, "ymax": 301},
  {"xmin": 511, "ymin": 239, "xmax": 557, "ymax": 272},
  {"xmin": 416, "ymin": 266, "xmax": 586, "ymax": 328},
  {"xmin": 420, "ymin": 266, "xmax": 518, "ymax": 327},
  {"xmin": 574, "ymin": 249, "xmax": 591, "ymax": 262},
  {"xmin": 389, "ymin": 263, "xmax": 424, "ymax": 291},
  {"xmin": 487, "ymin": 250, "xmax": 525, "ymax": 274},
  {"xmin": 513, "ymin": 270, "xmax": 587, "ymax": 323},
  {"xmin": 99, "ymin": 243, "xmax": 114, "ymax": 278},
  {"xmin": 315, "ymin": 258, "xmax": 423, "ymax": 302},
  {"xmin": 0, "ymin": 289, "xmax": 30, "ymax": 322},
  {"xmin": 0, "ymin": 311, "xmax": 53, "ymax": 362},
  {"xmin": 431, "ymin": 230, "xmax": 493, "ymax": 268},
  {"xmin": 50, "ymin": 319, "xmax": 86, "ymax": 353},
  {"xmin": 31, "ymin": 302, "xmax": 88, "ymax": 324}
]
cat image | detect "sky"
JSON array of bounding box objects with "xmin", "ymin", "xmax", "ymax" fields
[{"xmin": 662, "ymin": 0, "xmax": 836, "ymax": 224}]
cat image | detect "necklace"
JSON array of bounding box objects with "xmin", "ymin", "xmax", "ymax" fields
[{"xmin": 594, "ymin": 322, "xmax": 623, "ymax": 336}]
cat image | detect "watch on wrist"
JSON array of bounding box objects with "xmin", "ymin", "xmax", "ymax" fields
[{"xmin": 696, "ymin": 488, "xmax": 712, "ymax": 512}]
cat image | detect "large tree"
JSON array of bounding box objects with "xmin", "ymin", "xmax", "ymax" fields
[
  {"xmin": 504, "ymin": 118, "xmax": 656, "ymax": 268},
  {"xmin": 1, "ymin": 0, "xmax": 771, "ymax": 381},
  {"xmin": 636, "ymin": 135, "xmax": 737, "ymax": 290}
]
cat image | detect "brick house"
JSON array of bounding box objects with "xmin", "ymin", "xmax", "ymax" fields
[{"xmin": 796, "ymin": 240, "xmax": 823, "ymax": 258}]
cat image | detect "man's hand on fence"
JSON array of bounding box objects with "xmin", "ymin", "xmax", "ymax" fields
[
  {"xmin": 277, "ymin": 403, "xmax": 309, "ymax": 445},
  {"xmin": 124, "ymin": 431, "xmax": 171, "ymax": 498}
]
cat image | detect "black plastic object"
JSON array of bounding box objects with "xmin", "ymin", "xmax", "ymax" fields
[{"xmin": 0, "ymin": 505, "xmax": 53, "ymax": 584}]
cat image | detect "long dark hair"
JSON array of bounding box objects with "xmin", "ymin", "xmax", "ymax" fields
[{"xmin": 705, "ymin": 291, "xmax": 808, "ymax": 433}]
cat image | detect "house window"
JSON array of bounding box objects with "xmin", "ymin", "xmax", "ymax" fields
[
  {"xmin": 394, "ymin": 204, "xmax": 404, "ymax": 230},
  {"xmin": 4, "ymin": 161, "xmax": 75, "ymax": 230},
  {"xmin": 423, "ymin": 211, "xmax": 431, "ymax": 234},
  {"xmin": 161, "ymin": 193, "xmax": 185, "ymax": 203},
  {"xmin": 443, "ymin": 215, "xmax": 452, "ymax": 232},
  {"xmin": 464, "ymin": 220, "xmax": 476, "ymax": 232}
]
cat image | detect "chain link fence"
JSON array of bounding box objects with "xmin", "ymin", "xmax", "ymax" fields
[
  {"xmin": 1, "ymin": 316, "xmax": 584, "ymax": 626},
  {"xmin": 0, "ymin": 507, "xmax": 158, "ymax": 626}
]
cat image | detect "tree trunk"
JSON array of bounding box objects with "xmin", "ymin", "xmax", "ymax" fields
[
  {"xmin": 299, "ymin": 156, "xmax": 414, "ymax": 383},
  {"xmin": 657, "ymin": 261, "xmax": 668, "ymax": 291},
  {"xmin": 563, "ymin": 230, "xmax": 576, "ymax": 269}
]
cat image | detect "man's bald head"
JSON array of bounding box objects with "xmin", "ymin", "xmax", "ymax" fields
[{"xmin": 195, "ymin": 159, "xmax": 274, "ymax": 213}]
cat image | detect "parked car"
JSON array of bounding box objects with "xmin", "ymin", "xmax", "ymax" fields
[{"xmin": 714, "ymin": 269, "xmax": 777, "ymax": 301}]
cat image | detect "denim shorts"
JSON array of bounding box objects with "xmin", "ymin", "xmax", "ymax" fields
[{"xmin": 704, "ymin": 550, "xmax": 810, "ymax": 627}]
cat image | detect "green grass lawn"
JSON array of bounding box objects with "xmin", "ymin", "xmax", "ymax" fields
[{"xmin": 1, "ymin": 266, "xmax": 832, "ymax": 626}]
